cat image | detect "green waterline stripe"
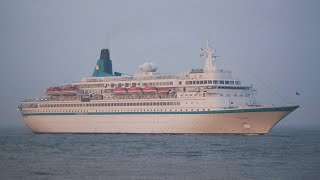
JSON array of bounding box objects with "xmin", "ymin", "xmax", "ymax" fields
[{"xmin": 22, "ymin": 106, "xmax": 299, "ymax": 117}]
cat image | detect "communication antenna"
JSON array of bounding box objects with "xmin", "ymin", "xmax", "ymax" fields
[{"xmin": 200, "ymin": 40, "xmax": 219, "ymax": 72}]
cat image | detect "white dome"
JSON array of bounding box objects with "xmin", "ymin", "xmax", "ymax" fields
[{"xmin": 140, "ymin": 62, "xmax": 157, "ymax": 72}]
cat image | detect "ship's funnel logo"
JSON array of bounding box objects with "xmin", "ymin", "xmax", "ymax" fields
[{"xmin": 92, "ymin": 49, "xmax": 113, "ymax": 77}]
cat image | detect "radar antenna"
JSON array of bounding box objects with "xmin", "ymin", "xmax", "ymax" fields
[{"xmin": 200, "ymin": 40, "xmax": 218, "ymax": 72}]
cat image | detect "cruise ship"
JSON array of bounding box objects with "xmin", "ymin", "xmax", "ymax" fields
[{"xmin": 19, "ymin": 41, "xmax": 298, "ymax": 134}]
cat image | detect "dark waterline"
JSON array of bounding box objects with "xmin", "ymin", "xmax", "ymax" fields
[{"xmin": 0, "ymin": 125, "xmax": 319, "ymax": 180}]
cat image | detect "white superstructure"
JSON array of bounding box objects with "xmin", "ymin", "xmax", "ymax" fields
[{"xmin": 19, "ymin": 41, "xmax": 298, "ymax": 134}]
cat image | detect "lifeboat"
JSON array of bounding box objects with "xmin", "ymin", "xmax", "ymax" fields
[
  {"xmin": 60, "ymin": 86, "xmax": 78, "ymax": 96},
  {"xmin": 158, "ymin": 87, "xmax": 171, "ymax": 93},
  {"xmin": 45, "ymin": 86, "xmax": 78, "ymax": 96},
  {"xmin": 143, "ymin": 86, "xmax": 157, "ymax": 93},
  {"xmin": 127, "ymin": 87, "xmax": 142, "ymax": 93},
  {"xmin": 45, "ymin": 87, "xmax": 61, "ymax": 96},
  {"xmin": 113, "ymin": 87, "xmax": 127, "ymax": 94}
]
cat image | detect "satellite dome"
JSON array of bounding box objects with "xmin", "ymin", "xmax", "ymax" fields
[{"xmin": 140, "ymin": 62, "xmax": 157, "ymax": 72}]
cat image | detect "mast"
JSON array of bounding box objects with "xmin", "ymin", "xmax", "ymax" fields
[{"xmin": 200, "ymin": 40, "xmax": 217, "ymax": 72}]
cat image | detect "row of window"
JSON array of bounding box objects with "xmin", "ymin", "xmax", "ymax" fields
[
  {"xmin": 39, "ymin": 102, "xmax": 181, "ymax": 108},
  {"xmin": 79, "ymin": 80, "xmax": 240, "ymax": 89},
  {"xmin": 26, "ymin": 108, "xmax": 212, "ymax": 114},
  {"xmin": 111, "ymin": 82, "xmax": 174, "ymax": 88},
  {"xmin": 78, "ymin": 82, "xmax": 174, "ymax": 89},
  {"xmin": 185, "ymin": 80, "xmax": 240, "ymax": 85}
]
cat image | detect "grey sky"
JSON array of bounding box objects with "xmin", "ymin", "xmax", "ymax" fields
[{"xmin": 0, "ymin": 0, "xmax": 319, "ymax": 127}]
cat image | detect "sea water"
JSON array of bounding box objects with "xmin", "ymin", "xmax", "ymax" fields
[{"xmin": 0, "ymin": 125, "xmax": 319, "ymax": 180}]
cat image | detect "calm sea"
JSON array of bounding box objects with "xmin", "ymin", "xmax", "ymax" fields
[{"xmin": 0, "ymin": 125, "xmax": 319, "ymax": 180}]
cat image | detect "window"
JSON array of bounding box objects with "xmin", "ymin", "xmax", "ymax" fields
[
  {"xmin": 179, "ymin": 81, "xmax": 182, "ymax": 85},
  {"xmin": 235, "ymin": 81, "xmax": 240, "ymax": 85},
  {"xmin": 230, "ymin": 81, "xmax": 234, "ymax": 85},
  {"xmin": 204, "ymin": 80, "xmax": 207, "ymax": 84},
  {"xmin": 219, "ymin": 80, "xmax": 224, "ymax": 84},
  {"xmin": 225, "ymin": 81, "xmax": 229, "ymax": 84},
  {"xmin": 213, "ymin": 80, "xmax": 218, "ymax": 84},
  {"xmin": 200, "ymin": 81, "xmax": 203, "ymax": 84},
  {"xmin": 208, "ymin": 80, "xmax": 212, "ymax": 84}
]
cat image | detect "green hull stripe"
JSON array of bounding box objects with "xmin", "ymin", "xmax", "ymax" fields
[{"xmin": 22, "ymin": 106, "xmax": 299, "ymax": 117}]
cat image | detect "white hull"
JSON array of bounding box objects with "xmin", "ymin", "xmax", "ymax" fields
[{"xmin": 23, "ymin": 106, "xmax": 297, "ymax": 135}]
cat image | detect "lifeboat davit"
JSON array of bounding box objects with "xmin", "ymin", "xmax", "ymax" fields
[
  {"xmin": 127, "ymin": 87, "xmax": 142, "ymax": 93},
  {"xmin": 143, "ymin": 86, "xmax": 157, "ymax": 93},
  {"xmin": 113, "ymin": 87, "xmax": 127, "ymax": 94}
]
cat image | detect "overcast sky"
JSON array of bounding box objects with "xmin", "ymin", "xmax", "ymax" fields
[{"xmin": 0, "ymin": 0, "xmax": 319, "ymax": 127}]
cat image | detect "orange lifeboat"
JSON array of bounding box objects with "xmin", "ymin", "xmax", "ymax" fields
[
  {"xmin": 158, "ymin": 87, "xmax": 171, "ymax": 93},
  {"xmin": 45, "ymin": 87, "xmax": 61, "ymax": 96},
  {"xmin": 113, "ymin": 87, "xmax": 127, "ymax": 94},
  {"xmin": 60, "ymin": 86, "xmax": 78, "ymax": 96},
  {"xmin": 143, "ymin": 86, "xmax": 157, "ymax": 93},
  {"xmin": 127, "ymin": 87, "xmax": 142, "ymax": 93}
]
